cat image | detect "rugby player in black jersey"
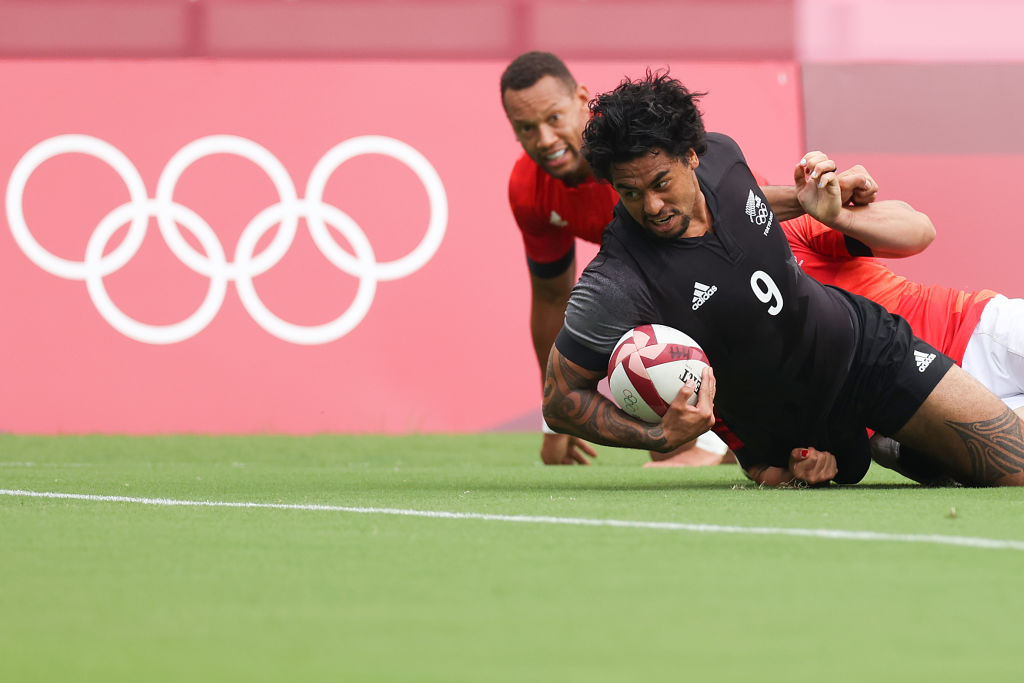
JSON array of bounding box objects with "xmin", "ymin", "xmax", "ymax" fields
[{"xmin": 542, "ymin": 70, "xmax": 1024, "ymax": 486}]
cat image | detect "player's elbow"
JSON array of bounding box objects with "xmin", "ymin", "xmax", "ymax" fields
[
  {"xmin": 913, "ymin": 213, "xmax": 937, "ymax": 252},
  {"xmin": 541, "ymin": 397, "xmax": 566, "ymax": 432},
  {"xmin": 893, "ymin": 204, "xmax": 935, "ymax": 256}
]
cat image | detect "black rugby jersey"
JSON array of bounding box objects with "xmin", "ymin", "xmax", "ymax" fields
[{"xmin": 557, "ymin": 133, "xmax": 864, "ymax": 469}]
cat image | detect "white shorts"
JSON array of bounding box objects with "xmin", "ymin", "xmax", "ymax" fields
[{"xmin": 962, "ymin": 294, "xmax": 1024, "ymax": 411}]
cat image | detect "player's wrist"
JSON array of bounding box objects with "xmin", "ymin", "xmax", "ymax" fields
[{"xmin": 829, "ymin": 206, "xmax": 856, "ymax": 234}]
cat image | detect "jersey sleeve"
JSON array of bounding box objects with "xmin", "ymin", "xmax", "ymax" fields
[
  {"xmin": 555, "ymin": 253, "xmax": 656, "ymax": 372},
  {"xmin": 783, "ymin": 214, "xmax": 871, "ymax": 258}
]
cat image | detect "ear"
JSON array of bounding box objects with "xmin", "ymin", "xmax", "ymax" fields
[
  {"xmin": 575, "ymin": 83, "xmax": 591, "ymax": 109},
  {"xmin": 686, "ymin": 147, "xmax": 699, "ymax": 170}
]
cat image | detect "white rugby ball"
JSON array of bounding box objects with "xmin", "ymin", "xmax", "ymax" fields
[{"xmin": 607, "ymin": 324, "xmax": 709, "ymax": 423}]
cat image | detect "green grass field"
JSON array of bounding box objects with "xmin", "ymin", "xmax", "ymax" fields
[{"xmin": 2, "ymin": 433, "xmax": 1023, "ymax": 682}]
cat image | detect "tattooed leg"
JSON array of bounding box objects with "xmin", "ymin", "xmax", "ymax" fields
[
  {"xmin": 894, "ymin": 365, "xmax": 1024, "ymax": 487},
  {"xmin": 947, "ymin": 410, "xmax": 1024, "ymax": 485}
]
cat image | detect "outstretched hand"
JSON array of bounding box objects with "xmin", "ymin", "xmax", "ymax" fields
[{"xmin": 540, "ymin": 432, "xmax": 599, "ymax": 465}]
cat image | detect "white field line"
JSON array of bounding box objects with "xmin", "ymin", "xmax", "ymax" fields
[{"xmin": 2, "ymin": 488, "xmax": 1022, "ymax": 551}]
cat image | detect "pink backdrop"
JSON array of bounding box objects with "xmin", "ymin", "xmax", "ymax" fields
[
  {"xmin": 0, "ymin": 59, "xmax": 802, "ymax": 434},
  {"xmin": 802, "ymin": 63, "xmax": 1024, "ymax": 299}
]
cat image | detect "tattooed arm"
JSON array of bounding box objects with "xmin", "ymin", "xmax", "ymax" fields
[{"xmin": 541, "ymin": 344, "xmax": 718, "ymax": 453}]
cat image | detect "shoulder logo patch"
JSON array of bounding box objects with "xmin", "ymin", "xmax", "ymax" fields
[
  {"xmin": 692, "ymin": 281, "xmax": 718, "ymax": 310},
  {"xmin": 549, "ymin": 210, "xmax": 569, "ymax": 228},
  {"xmin": 914, "ymin": 350, "xmax": 937, "ymax": 373},
  {"xmin": 745, "ymin": 189, "xmax": 774, "ymax": 236}
]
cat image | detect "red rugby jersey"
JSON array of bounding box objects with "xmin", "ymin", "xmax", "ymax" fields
[{"xmin": 507, "ymin": 152, "xmax": 618, "ymax": 266}]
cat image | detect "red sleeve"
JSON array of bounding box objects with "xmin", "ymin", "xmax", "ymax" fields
[
  {"xmin": 508, "ymin": 155, "xmax": 574, "ymax": 265},
  {"xmin": 782, "ymin": 215, "xmax": 852, "ymax": 260}
]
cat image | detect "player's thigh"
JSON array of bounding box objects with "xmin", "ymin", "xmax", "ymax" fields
[{"xmin": 893, "ymin": 364, "xmax": 1024, "ymax": 485}]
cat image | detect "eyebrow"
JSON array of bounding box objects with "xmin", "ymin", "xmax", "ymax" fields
[
  {"xmin": 510, "ymin": 104, "xmax": 566, "ymax": 127},
  {"xmin": 613, "ymin": 169, "xmax": 670, "ymax": 190}
]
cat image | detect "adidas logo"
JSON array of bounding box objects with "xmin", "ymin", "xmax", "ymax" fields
[
  {"xmin": 692, "ymin": 281, "xmax": 717, "ymax": 310},
  {"xmin": 549, "ymin": 210, "xmax": 569, "ymax": 228},
  {"xmin": 744, "ymin": 189, "xmax": 774, "ymax": 235},
  {"xmin": 914, "ymin": 350, "xmax": 937, "ymax": 373}
]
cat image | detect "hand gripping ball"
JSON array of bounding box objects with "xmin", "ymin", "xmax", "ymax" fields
[{"xmin": 607, "ymin": 324, "xmax": 710, "ymax": 423}]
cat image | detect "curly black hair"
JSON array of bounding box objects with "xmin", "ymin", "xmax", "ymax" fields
[{"xmin": 582, "ymin": 70, "xmax": 707, "ymax": 182}]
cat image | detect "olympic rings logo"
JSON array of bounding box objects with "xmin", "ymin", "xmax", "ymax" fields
[{"xmin": 5, "ymin": 134, "xmax": 447, "ymax": 345}]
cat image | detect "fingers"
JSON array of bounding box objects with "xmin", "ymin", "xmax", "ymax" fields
[
  {"xmin": 793, "ymin": 160, "xmax": 808, "ymax": 186},
  {"xmin": 836, "ymin": 164, "xmax": 878, "ymax": 205},
  {"xmin": 849, "ymin": 176, "xmax": 877, "ymax": 205},
  {"xmin": 563, "ymin": 437, "xmax": 598, "ymax": 465},
  {"xmin": 699, "ymin": 365, "xmax": 716, "ymax": 406},
  {"xmin": 540, "ymin": 432, "xmax": 583, "ymax": 465},
  {"xmin": 799, "ymin": 151, "xmax": 837, "ymax": 186},
  {"xmin": 674, "ymin": 381, "xmax": 697, "ymax": 406},
  {"xmin": 815, "ymin": 169, "xmax": 839, "ymax": 191},
  {"xmin": 846, "ymin": 164, "xmax": 877, "ymax": 195},
  {"xmin": 568, "ymin": 449, "xmax": 591, "ymax": 465},
  {"xmin": 855, "ymin": 178, "xmax": 875, "ymax": 192},
  {"xmin": 574, "ymin": 438, "xmax": 599, "ymax": 460},
  {"xmin": 670, "ymin": 369, "xmax": 715, "ymax": 426},
  {"xmin": 796, "ymin": 151, "xmax": 828, "ymax": 185},
  {"xmin": 747, "ymin": 465, "xmax": 797, "ymax": 486},
  {"xmin": 659, "ymin": 367, "xmax": 716, "ymax": 448},
  {"xmin": 794, "ymin": 151, "xmax": 843, "ymax": 197},
  {"xmin": 800, "ymin": 151, "xmax": 828, "ymax": 167}
]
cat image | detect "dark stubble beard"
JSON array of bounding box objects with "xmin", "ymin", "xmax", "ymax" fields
[{"xmin": 649, "ymin": 213, "xmax": 691, "ymax": 241}]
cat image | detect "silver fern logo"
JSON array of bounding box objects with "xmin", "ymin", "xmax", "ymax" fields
[{"xmin": 745, "ymin": 189, "xmax": 772, "ymax": 235}]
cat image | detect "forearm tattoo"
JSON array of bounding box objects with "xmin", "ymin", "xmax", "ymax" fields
[
  {"xmin": 544, "ymin": 353, "xmax": 669, "ymax": 450},
  {"xmin": 947, "ymin": 409, "xmax": 1024, "ymax": 484}
]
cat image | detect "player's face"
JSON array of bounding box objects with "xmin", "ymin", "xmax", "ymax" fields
[
  {"xmin": 610, "ymin": 149, "xmax": 707, "ymax": 240},
  {"xmin": 503, "ymin": 75, "xmax": 591, "ymax": 184}
]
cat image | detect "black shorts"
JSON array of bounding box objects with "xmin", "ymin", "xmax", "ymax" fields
[
  {"xmin": 830, "ymin": 288, "xmax": 955, "ymax": 440},
  {"xmin": 787, "ymin": 291, "xmax": 954, "ymax": 484},
  {"xmin": 700, "ymin": 288, "xmax": 953, "ymax": 485}
]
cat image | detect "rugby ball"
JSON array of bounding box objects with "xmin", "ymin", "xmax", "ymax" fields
[{"xmin": 607, "ymin": 324, "xmax": 709, "ymax": 423}]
